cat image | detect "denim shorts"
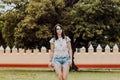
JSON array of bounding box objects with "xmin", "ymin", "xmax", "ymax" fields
[{"xmin": 53, "ymin": 56, "xmax": 70, "ymax": 67}]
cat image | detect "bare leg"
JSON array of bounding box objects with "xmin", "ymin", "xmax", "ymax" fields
[
  {"xmin": 54, "ymin": 65, "xmax": 63, "ymax": 80},
  {"xmin": 62, "ymin": 64, "xmax": 70, "ymax": 80}
]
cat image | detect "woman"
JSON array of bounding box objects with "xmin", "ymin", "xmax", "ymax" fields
[{"xmin": 49, "ymin": 24, "xmax": 72, "ymax": 80}]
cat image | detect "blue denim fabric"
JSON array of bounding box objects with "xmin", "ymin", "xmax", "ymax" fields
[{"xmin": 53, "ymin": 56, "xmax": 70, "ymax": 67}]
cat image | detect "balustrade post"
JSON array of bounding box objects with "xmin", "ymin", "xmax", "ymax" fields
[{"xmin": 113, "ymin": 44, "xmax": 119, "ymax": 53}]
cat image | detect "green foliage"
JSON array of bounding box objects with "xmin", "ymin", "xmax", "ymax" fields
[
  {"xmin": 0, "ymin": 14, "xmax": 4, "ymax": 46},
  {"xmin": 36, "ymin": 25, "xmax": 52, "ymax": 39},
  {"xmin": 1, "ymin": 0, "xmax": 120, "ymax": 49},
  {"xmin": 14, "ymin": 0, "xmax": 58, "ymax": 48},
  {"xmin": 2, "ymin": 11, "xmax": 25, "ymax": 47},
  {"xmin": 72, "ymin": 0, "xmax": 120, "ymax": 45}
]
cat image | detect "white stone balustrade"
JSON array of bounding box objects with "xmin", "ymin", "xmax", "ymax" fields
[{"xmin": 0, "ymin": 44, "xmax": 120, "ymax": 68}]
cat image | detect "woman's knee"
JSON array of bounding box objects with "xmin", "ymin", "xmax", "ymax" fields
[
  {"xmin": 62, "ymin": 75, "xmax": 67, "ymax": 80},
  {"xmin": 57, "ymin": 73, "xmax": 62, "ymax": 78},
  {"xmin": 62, "ymin": 69, "xmax": 69, "ymax": 80}
]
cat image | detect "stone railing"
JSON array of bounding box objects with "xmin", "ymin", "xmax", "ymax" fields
[
  {"xmin": 74, "ymin": 44, "xmax": 120, "ymax": 68},
  {"xmin": 0, "ymin": 44, "xmax": 120, "ymax": 68},
  {"xmin": 0, "ymin": 46, "xmax": 49, "ymax": 68}
]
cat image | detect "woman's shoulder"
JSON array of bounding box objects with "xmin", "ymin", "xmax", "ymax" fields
[
  {"xmin": 49, "ymin": 37, "xmax": 55, "ymax": 43},
  {"xmin": 65, "ymin": 36, "xmax": 71, "ymax": 42}
]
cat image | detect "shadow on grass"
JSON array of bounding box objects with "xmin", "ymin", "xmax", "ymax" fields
[
  {"xmin": 75, "ymin": 68, "xmax": 120, "ymax": 73},
  {"xmin": 1, "ymin": 68, "xmax": 120, "ymax": 73}
]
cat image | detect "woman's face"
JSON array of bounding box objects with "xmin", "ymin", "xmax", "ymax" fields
[{"xmin": 56, "ymin": 26, "xmax": 62, "ymax": 35}]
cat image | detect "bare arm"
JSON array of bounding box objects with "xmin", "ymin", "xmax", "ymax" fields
[
  {"xmin": 67, "ymin": 41, "xmax": 72, "ymax": 61},
  {"xmin": 49, "ymin": 43, "xmax": 54, "ymax": 62}
]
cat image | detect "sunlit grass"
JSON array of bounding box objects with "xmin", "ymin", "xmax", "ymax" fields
[{"xmin": 0, "ymin": 68, "xmax": 120, "ymax": 80}]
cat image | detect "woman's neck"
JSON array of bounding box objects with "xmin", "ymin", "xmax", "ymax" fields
[{"xmin": 57, "ymin": 34, "xmax": 62, "ymax": 38}]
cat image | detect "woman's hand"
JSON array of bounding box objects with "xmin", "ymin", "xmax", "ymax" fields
[
  {"xmin": 69, "ymin": 59, "xmax": 72, "ymax": 66},
  {"xmin": 48, "ymin": 61, "xmax": 53, "ymax": 68}
]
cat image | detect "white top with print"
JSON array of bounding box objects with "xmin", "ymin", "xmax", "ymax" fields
[{"xmin": 49, "ymin": 36, "xmax": 71, "ymax": 57}]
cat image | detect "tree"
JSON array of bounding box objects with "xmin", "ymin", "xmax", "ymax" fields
[
  {"xmin": 72, "ymin": 0, "xmax": 120, "ymax": 48},
  {"xmin": 14, "ymin": 0, "xmax": 57, "ymax": 49},
  {"xmin": 2, "ymin": 0, "xmax": 28, "ymax": 49},
  {"xmin": 0, "ymin": 12, "xmax": 7, "ymax": 51}
]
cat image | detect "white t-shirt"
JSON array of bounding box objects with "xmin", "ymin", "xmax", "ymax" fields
[{"xmin": 49, "ymin": 36, "xmax": 71, "ymax": 57}]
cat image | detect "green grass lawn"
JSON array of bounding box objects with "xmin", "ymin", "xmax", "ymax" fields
[{"xmin": 0, "ymin": 68, "xmax": 120, "ymax": 80}]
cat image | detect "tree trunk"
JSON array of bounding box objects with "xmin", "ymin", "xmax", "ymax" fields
[
  {"xmin": 70, "ymin": 35, "xmax": 90, "ymax": 71},
  {"xmin": 64, "ymin": 0, "xmax": 79, "ymax": 7},
  {"xmin": 69, "ymin": 35, "xmax": 78, "ymax": 71}
]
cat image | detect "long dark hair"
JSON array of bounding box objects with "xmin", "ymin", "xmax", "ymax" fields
[{"xmin": 54, "ymin": 24, "xmax": 65, "ymax": 40}]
